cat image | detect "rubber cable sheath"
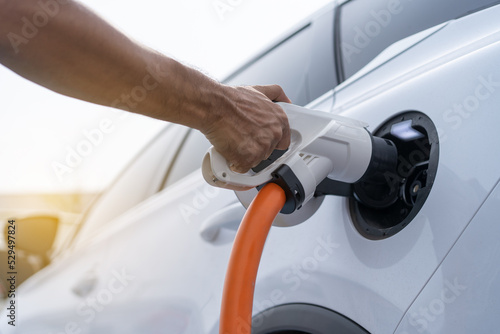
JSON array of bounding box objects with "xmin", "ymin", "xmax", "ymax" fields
[{"xmin": 219, "ymin": 183, "xmax": 286, "ymax": 334}]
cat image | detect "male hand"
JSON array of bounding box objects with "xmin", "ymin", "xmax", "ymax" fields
[
  {"xmin": 202, "ymin": 84, "xmax": 291, "ymax": 173},
  {"xmin": 0, "ymin": 0, "xmax": 291, "ymax": 176}
]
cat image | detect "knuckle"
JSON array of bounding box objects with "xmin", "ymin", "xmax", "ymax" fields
[
  {"xmin": 272, "ymin": 127, "xmax": 282, "ymax": 141},
  {"xmin": 280, "ymin": 112, "xmax": 289, "ymax": 123}
]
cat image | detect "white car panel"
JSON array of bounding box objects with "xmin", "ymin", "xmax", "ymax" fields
[
  {"xmin": 335, "ymin": 5, "xmax": 500, "ymax": 112},
  {"xmin": 3, "ymin": 3, "xmax": 500, "ymax": 334},
  {"xmin": 395, "ymin": 181, "xmax": 500, "ymax": 333},
  {"xmin": 67, "ymin": 125, "xmax": 188, "ymax": 251}
]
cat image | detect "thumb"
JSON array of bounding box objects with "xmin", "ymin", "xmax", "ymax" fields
[{"xmin": 252, "ymin": 84, "xmax": 291, "ymax": 103}]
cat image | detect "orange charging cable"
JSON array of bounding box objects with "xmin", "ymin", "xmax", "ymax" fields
[{"xmin": 219, "ymin": 182, "xmax": 286, "ymax": 334}]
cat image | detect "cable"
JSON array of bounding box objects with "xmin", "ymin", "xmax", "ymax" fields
[{"xmin": 219, "ymin": 182, "xmax": 286, "ymax": 334}]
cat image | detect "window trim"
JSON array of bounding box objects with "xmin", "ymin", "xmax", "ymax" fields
[{"xmin": 333, "ymin": 0, "xmax": 500, "ymax": 84}]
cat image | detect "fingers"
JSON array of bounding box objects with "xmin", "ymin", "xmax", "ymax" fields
[
  {"xmin": 252, "ymin": 84, "xmax": 291, "ymax": 152},
  {"xmin": 275, "ymin": 122, "xmax": 291, "ymax": 150},
  {"xmin": 203, "ymin": 84, "xmax": 292, "ymax": 174},
  {"xmin": 242, "ymin": 86, "xmax": 291, "ymax": 171},
  {"xmin": 252, "ymin": 84, "xmax": 292, "ymax": 103},
  {"xmin": 231, "ymin": 139, "xmax": 272, "ymax": 174}
]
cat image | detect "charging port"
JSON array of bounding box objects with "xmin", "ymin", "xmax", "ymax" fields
[{"xmin": 349, "ymin": 111, "xmax": 439, "ymax": 240}]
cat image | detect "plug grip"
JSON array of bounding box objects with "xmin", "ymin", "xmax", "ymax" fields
[{"xmin": 252, "ymin": 149, "xmax": 288, "ymax": 173}]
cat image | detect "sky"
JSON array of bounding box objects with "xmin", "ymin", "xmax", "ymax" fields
[{"xmin": 0, "ymin": 0, "xmax": 332, "ymax": 194}]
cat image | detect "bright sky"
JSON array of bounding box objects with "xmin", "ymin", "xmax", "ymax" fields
[{"xmin": 0, "ymin": 0, "xmax": 332, "ymax": 194}]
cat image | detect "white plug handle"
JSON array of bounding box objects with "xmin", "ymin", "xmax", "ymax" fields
[{"xmin": 202, "ymin": 103, "xmax": 372, "ymax": 191}]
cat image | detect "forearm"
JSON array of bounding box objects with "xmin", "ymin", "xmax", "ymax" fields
[
  {"xmin": 0, "ymin": 0, "xmax": 291, "ymax": 172},
  {"xmin": 0, "ymin": 0, "xmax": 223, "ymax": 131}
]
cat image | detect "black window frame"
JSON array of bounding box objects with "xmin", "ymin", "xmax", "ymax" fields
[{"xmin": 333, "ymin": 0, "xmax": 500, "ymax": 84}]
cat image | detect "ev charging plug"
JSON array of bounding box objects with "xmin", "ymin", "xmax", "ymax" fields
[
  {"xmin": 202, "ymin": 103, "xmax": 397, "ymax": 226},
  {"xmin": 205, "ymin": 103, "xmax": 399, "ymax": 334}
]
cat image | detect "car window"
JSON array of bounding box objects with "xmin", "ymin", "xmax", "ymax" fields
[
  {"xmin": 225, "ymin": 6, "xmax": 337, "ymax": 107},
  {"xmin": 67, "ymin": 124, "xmax": 188, "ymax": 251},
  {"xmin": 161, "ymin": 129, "xmax": 212, "ymax": 189},
  {"xmin": 337, "ymin": 0, "xmax": 500, "ymax": 81}
]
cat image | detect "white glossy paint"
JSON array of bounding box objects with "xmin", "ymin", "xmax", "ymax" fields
[{"xmin": 3, "ymin": 3, "xmax": 500, "ymax": 334}]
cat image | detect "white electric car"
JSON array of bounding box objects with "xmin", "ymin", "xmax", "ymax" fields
[{"xmin": 4, "ymin": 0, "xmax": 500, "ymax": 333}]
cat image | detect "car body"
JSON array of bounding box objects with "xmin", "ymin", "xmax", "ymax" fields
[{"xmin": 4, "ymin": 1, "xmax": 500, "ymax": 333}]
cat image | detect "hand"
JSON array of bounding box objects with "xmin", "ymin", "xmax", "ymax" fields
[{"xmin": 202, "ymin": 84, "xmax": 291, "ymax": 173}]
